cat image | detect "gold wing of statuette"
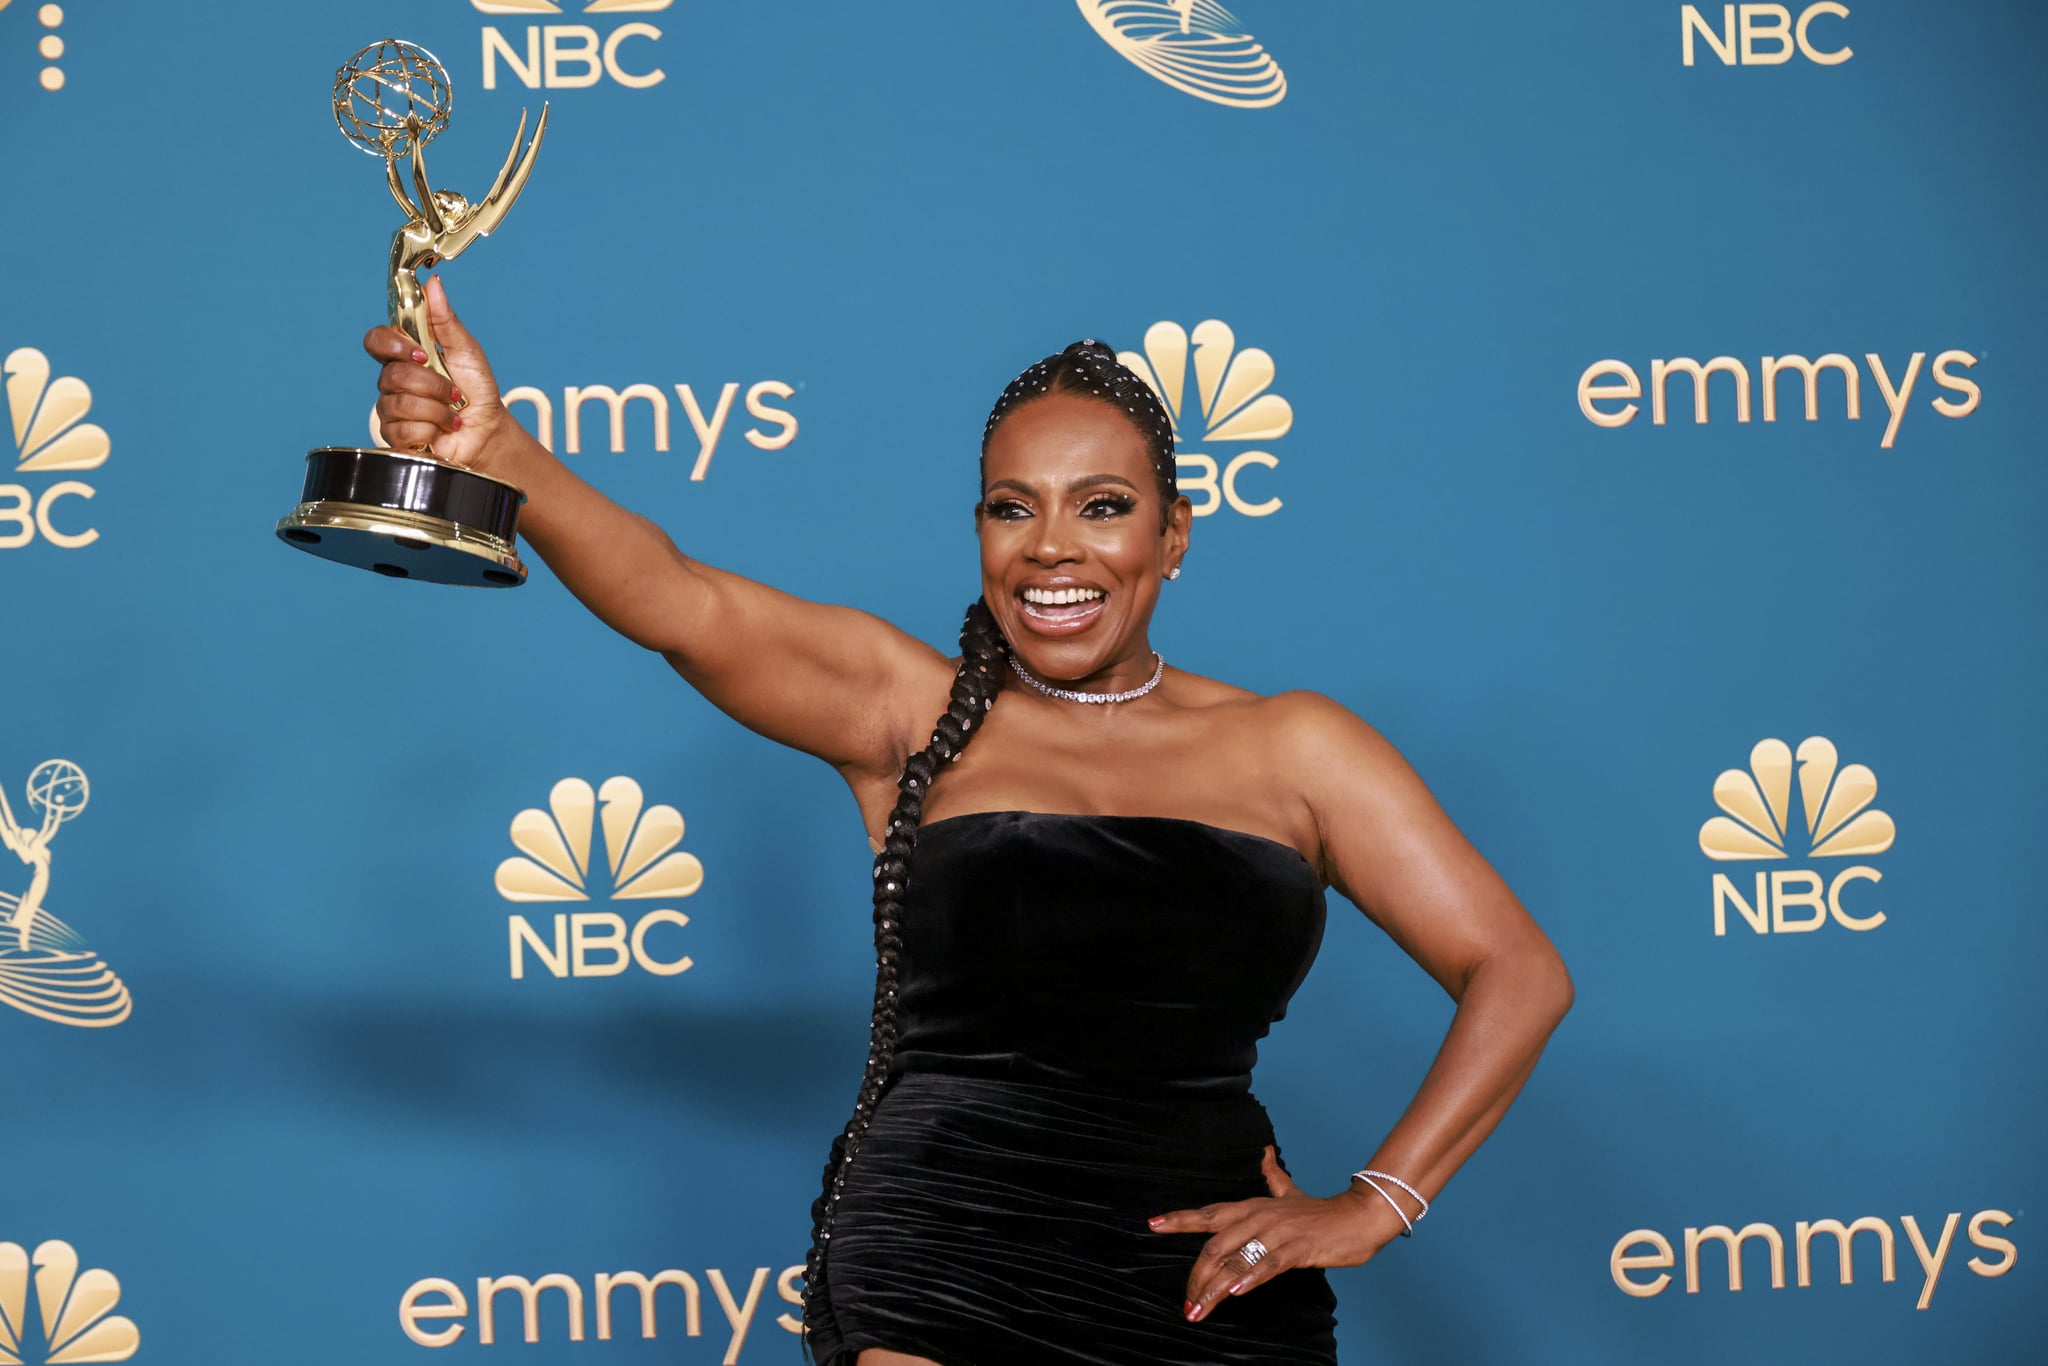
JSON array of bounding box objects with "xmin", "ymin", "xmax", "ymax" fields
[{"xmin": 436, "ymin": 104, "xmax": 551, "ymax": 260}]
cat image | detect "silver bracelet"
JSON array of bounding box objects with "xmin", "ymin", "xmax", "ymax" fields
[
  {"xmin": 1353, "ymin": 1174, "xmax": 1413, "ymax": 1236},
  {"xmin": 1351, "ymin": 1168, "xmax": 1430, "ymax": 1238}
]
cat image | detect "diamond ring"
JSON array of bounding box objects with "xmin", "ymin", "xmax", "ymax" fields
[{"xmin": 1237, "ymin": 1237, "xmax": 1270, "ymax": 1267}]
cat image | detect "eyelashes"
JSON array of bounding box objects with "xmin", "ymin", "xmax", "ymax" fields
[{"xmin": 982, "ymin": 495, "xmax": 1139, "ymax": 520}]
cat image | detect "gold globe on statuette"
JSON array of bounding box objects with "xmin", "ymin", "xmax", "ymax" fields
[{"xmin": 276, "ymin": 39, "xmax": 548, "ymax": 587}]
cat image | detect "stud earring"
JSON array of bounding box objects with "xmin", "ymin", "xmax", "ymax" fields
[{"xmin": 1167, "ymin": 566, "xmax": 1182, "ymax": 581}]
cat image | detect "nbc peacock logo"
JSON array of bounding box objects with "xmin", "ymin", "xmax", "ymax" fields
[
  {"xmin": 1075, "ymin": 1, "xmax": 1286, "ymax": 108},
  {"xmin": 1119, "ymin": 321, "xmax": 1293, "ymax": 518},
  {"xmin": 3, "ymin": 348, "xmax": 106, "ymax": 551},
  {"xmin": 0, "ymin": 1240, "xmax": 139, "ymax": 1364},
  {"xmin": 0, "ymin": 759, "xmax": 130, "ymax": 1028},
  {"xmin": 496, "ymin": 776, "xmax": 704, "ymax": 979},
  {"xmin": 1698, "ymin": 737, "xmax": 1896, "ymax": 937}
]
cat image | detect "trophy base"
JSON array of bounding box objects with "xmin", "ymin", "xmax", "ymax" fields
[{"xmin": 276, "ymin": 447, "xmax": 527, "ymax": 587}]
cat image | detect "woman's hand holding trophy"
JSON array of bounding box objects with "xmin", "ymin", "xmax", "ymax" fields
[{"xmin": 275, "ymin": 38, "xmax": 546, "ymax": 588}]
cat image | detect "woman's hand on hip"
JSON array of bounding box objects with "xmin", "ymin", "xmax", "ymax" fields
[{"xmin": 1148, "ymin": 1145, "xmax": 1408, "ymax": 1323}]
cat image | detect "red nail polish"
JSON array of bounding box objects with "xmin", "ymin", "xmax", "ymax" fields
[
  {"xmin": 450, "ymin": 388, "xmax": 464, "ymax": 404},
  {"xmin": 451, "ymin": 413, "xmax": 463, "ymax": 429},
  {"xmin": 411, "ymin": 349, "xmax": 428, "ymax": 363},
  {"xmin": 1183, "ymin": 1300, "xmax": 1197, "ymax": 1320},
  {"xmin": 1148, "ymin": 1216, "xmax": 1164, "ymax": 1230}
]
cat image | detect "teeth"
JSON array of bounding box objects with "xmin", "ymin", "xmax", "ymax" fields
[{"xmin": 1022, "ymin": 587, "xmax": 1105, "ymax": 606}]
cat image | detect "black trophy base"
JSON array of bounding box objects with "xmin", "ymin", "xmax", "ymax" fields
[{"xmin": 276, "ymin": 447, "xmax": 528, "ymax": 587}]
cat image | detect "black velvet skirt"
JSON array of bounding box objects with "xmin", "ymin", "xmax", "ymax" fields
[{"xmin": 810, "ymin": 1072, "xmax": 1339, "ymax": 1366}]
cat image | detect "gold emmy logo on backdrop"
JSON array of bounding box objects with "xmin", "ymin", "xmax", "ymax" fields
[
  {"xmin": 376, "ymin": 377, "xmax": 800, "ymax": 477},
  {"xmin": 398, "ymin": 1260, "xmax": 806, "ymax": 1350},
  {"xmin": 496, "ymin": 777, "xmax": 704, "ymax": 979},
  {"xmin": 2, "ymin": 348, "xmax": 106, "ymax": 550},
  {"xmin": 0, "ymin": 1240, "xmax": 139, "ymax": 1364},
  {"xmin": 1697, "ymin": 737, "xmax": 1895, "ymax": 936},
  {"xmin": 0, "ymin": 760, "xmax": 130, "ymax": 1028},
  {"xmin": 1576, "ymin": 349, "xmax": 1981, "ymax": 448},
  {"xmin": 1075, "ymin": 0, "xmax": 1286, "ymax": 108},
  {"xmin": 474, "ymin": 0, "xmax": 672, "ymax": 91},
  {"xmin": 1119, "ymin": 321, "xmax": 1292, "ymax": 517},
  {"xmin": 1611, "ymin": 1205, "xmax": 2016, "ymax": 1310},
  {"xmin": 0, "ymin": 2, "xmax": 69, "ymax": 92}
]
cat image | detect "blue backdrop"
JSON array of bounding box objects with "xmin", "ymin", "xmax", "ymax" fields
[{"xmin": 1, "ymin": 1, "xmax": 2040, "ymax": 1361}]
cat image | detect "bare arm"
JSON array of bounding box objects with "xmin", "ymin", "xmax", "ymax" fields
[
  {"xmin": 1161, "ymin": 691, "xmax": 1572, "ymax": 1320},
  {"xmin": 366, "ymin": 276, "xmax": 945, "ymax": 781},
  {"xmin": 1287, "ymin": 691, "xmax": 1572, "ymax": 1206}
]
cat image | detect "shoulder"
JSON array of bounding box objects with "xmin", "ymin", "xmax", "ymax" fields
[
  {"xmin": 1162, "ymin": 673, "xmax": 1390, "ymax": 749},
  {"xmin": 1164, "ymin": 677, "xmax": 1412, "ymax": 785},
  {"xmin": 1240, "ymin": 687, "xmax": 1393, "ymax": 751},
  {"xmin": 1248, "ymin": 689, "xmax": 1419, "ymax": 798}
]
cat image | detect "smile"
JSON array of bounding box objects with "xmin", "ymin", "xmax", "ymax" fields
[{"xmin": 1018, "ymin": 585, "xmax": 1107, "ymax": 632}]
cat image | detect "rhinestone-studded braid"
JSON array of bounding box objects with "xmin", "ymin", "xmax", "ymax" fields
[
  {"xmin": 802, "ymin": 599, "xmax": 1009, "ymax": 1347},
  {"xmin": 980, "ymin": 339, "xmax": 1178, "ymax": 517}
]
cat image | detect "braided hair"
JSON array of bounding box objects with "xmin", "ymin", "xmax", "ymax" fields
[
  {"xmin": 981, "ymin": 339, "xmax": 1178, "ymax": 520},
  {"xmin": 802, "ymin": 340, "xmax": 1176, "ymax": 1347},
  {"xmin": 801, "ymin": 598, "xmax": 1007, "ymax": 1343}
]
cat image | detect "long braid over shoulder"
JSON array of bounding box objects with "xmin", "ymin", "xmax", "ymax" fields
[{"xmin": 802, "ymin": 597, "xmax": 1009, "ymax": 1343}]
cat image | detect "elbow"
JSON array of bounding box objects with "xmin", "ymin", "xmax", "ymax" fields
[
  {"xmin": 1536, "ymin": 947, "xmax": 1574, "ymax": 1027},
  {"xmin": 1467, "ymin": 937, "xmax": 1572, "ymax": 1028},
  {"xmin": 1498, "ymin": 914, "xmax": 1574, "ymax": 1027}
]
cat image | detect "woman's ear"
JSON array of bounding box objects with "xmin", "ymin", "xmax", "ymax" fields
[{"xmin": 1167, "ymin": 494, "xmax": 1194, "ymax": 560}]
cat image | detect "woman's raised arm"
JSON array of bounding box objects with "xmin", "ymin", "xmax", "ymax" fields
[{"xmin": 366, "ymin": 276, "xmax": 948, "ymax": 781}]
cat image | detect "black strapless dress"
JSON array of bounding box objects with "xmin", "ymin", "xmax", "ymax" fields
[{"xmin": 810, "ymin": 810, "xmax": 1337, "ymax": 1366}]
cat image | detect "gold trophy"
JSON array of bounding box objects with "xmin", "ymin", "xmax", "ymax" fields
[{"xmin": 277, "ymin": 39, "xmax": 547, "ymax": 587}]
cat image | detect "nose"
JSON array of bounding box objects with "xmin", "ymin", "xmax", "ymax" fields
[{"xmin": 1027, "ymin": 505, "xmax": 1083, "ymax": 567}]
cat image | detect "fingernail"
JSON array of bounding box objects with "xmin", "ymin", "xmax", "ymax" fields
[
  {"xmin": 1147, "ymin": 1217, "xmax": 1164, "ymax": 1230},
  {"xmin": 1184, "ymin": 1300, "xmax": 1198, "ymax": 1321},
  {"xmin": 451, "ymin": 414, "xmax": 463, "ymax": 429},
  {"xmin": 411, "ymin": 349, "xmax": 428, "ymax": 363},
  {"xmin": 450, "ymin": 388, "xmax": 464, "ymax": 404},
  {"xmin": 1228, "ymin": 1279, "xmax": 1247, "ymax": 1296}
]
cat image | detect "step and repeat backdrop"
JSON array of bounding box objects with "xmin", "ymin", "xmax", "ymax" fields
[{"xmin": 1, "ymin": 1, "xmax": 2041, "ymax": 1362}]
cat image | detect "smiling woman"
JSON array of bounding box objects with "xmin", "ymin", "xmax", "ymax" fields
[{"xmin": 363, "ymin": 295, "xmax": 1574, "ymax": 1366}]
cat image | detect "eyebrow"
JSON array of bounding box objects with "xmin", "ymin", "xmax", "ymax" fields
[{"xmin": 985, "ymin": 474, "xmax": 1142, "ymax": 498}]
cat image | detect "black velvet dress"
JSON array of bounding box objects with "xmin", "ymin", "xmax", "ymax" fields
[{"xmin": 810, "ymin": 809, "xmax": 1337, "ymax": 1366}]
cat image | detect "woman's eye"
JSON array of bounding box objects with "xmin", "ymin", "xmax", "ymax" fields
[
  {"xmin": 984, "ymin": 498, "xmax": 1029, "ymax": 519},
  {"xmin": 1083, "ymin": 495, "xmax": 1137, "ymax": 518}
]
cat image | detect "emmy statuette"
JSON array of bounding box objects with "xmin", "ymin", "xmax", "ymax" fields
[{"xmin": 277, "ymin": 39, "xmax": 547, "ymax": 587}]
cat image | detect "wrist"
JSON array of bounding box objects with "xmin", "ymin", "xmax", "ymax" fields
[
  {"xmin": 479, "ymin": 417, "xmax": 551, "ymax": 486},
  {"xmin": 1332, "ymin": 1184, "xmax": 1405, "ymax": 1239},
  {"xmin": 1347, "ymin": 1168, "xmax": 1430, "ymax": 1238}
]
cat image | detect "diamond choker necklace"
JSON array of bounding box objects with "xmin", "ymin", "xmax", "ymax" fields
[{"xmin": 1008, "ymin": 651, "xmax": 1166, "ymax": 705}]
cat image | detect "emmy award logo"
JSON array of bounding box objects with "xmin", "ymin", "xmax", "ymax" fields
[
  {"xmin": 1075, "ymin": 0, "xmax": 1287, "ymax": 108},
  {"xmin": 276, "ymin": 39, "xmax": 549, "ymax": 587},
  {"xmin": 0, "ymin": 759, "xmax": 131, "ymax": 1028}
]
